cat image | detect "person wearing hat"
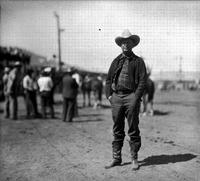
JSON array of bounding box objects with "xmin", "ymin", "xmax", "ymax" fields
[
  {"xmin": 62, "ymin": 68, "xmax": 79, "ymax": 122},
  {"xmin": 3, "ymin": 67, "xmax": 10, "ymax": 118},
  {"xmin": 105, "ymin": 30, "xmax": 147, "ymax": 170},
  {"xmin": 6, "ymin": 61, "xmax": 22, "ymax": 120},
  {"xmin": 23, "ymin": 68, "xmax": 40, "ymax": 118},
  {"xmin": 37, "ymin": 69, "xmax": 54, "ymax": 118}
]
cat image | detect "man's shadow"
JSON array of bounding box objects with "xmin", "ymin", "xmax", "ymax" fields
[
  {"xmin": 121, "ymin": 153, "xmax": 196, "ymax": 167},
  {"xmin": 153, "ymin": 110, "xmax": 171, "ymax": 116},
  {"xmin": 139, "ymin": 153, "xmax": 197, "ymax": 167}
]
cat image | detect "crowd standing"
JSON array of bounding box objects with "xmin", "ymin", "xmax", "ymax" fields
[{"xmin": 2, "ymin": 63, "xmax": 104, "ymax": 122}]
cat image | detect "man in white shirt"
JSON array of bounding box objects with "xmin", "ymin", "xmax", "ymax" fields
[
  {"xmin": 23, "ymin": 68, "xmax": 40, "ymax": 118},
  {"xmin": 37, "ymin": 70, "xmax": 54, "ymax": 118},
  {"xmin": 23, "ymin": 69, "xmax": 34, "ymax": 118}
]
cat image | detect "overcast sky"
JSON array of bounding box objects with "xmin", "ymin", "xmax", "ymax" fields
[{"xmin": 1, "ymin": 1, "xmax": 200, "ymax": 73}]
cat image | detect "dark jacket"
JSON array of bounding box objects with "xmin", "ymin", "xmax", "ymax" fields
[
  {"xmin": 62, "ymin": 74, "xmax": 79, "ymax": 98},
  {"xmin": 105, "ymin": 53, "xmax": 147, "ymax": 101}
]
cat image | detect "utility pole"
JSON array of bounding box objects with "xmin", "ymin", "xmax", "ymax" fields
[
  {"xmin": 179, "ymin": 56, "xmax": 182, "ymax": 82},
  {"xmin": 54, "ymin": 12, "xmax": 64, "ymax": 71}
]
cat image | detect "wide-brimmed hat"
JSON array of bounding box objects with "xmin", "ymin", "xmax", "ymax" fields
[
  {"xmin": 14, "ymin": 61, "xmax": 21, "ymax": 67},
  {"xmin": 115, "ymin": 29, "xmax": 140, "ymax": 47},
  {"xmin": 4, "ymin": 67, "xmax": 10, "ymax": 73},
  {"xmin": 63, "ymin": 67, "xmax": 72, "ymax": 73},
  {"xmin": 44, "ymin": 67, "xmax": 52, "ymax": 73}
]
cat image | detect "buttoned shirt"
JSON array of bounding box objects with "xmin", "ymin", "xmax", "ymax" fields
[
  {"xmin": 106, "ymin": 52, "xmax": 147, "ymax": 100},
  {"xmin": 23, "ymin": 75, "xmax": 34, "ymax": 91},
  {"xmin": 117, "ymin": 57, "xmax": 133, "ymax": 91},
  {"xmin": 37, "ymin": 76, "xmax": 53, "ymax": 92}
]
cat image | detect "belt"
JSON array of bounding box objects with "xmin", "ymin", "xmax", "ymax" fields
[{"xmin": 115, "ymin": 90, "xmax": 133, "ymax": 94}]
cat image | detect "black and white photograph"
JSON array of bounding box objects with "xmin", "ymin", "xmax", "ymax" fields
[{"xmin": 0, "ymin": 0, "xmax": 200, "ymax": 180}]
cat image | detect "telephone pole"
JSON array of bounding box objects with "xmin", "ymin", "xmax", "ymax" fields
[
  {"xmin": 54, "ymin": 12, "xmax": 64, "ymax": 71},
  {"xmin": 179, "ymin": 56, "xmax": 183, "ymax": 82}
]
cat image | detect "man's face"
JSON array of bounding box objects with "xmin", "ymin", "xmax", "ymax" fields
[{"xmin": 121, "ymin": 39, "xmax": 134, "ymax": 53}]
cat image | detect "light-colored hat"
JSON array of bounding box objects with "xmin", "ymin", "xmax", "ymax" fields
[
  {"xmin": 64, "ymin": 67, "xmax": 72, "ymax": 73},
  {"xmin": 14, "ymin": 61, "xmax": 21, "ymax": 67},
  {"xmin": 115, "ymin": 29, "xmax": 140, "ymax": 47},
  {"xmin": 44, "ymin": 67, "xmax": 52, "ymax": 73},
  {"xmin": 4, "ymin": 67, "xmax": 10, "ymax": 73}
]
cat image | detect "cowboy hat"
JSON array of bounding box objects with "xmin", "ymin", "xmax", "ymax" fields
[
  {"xmin": 14, "ymin": 61, "xmax": 21, "ymax": 67},
  {"xmin": 4, "ymin": 67, "xmax": 10, "ymax": 73},
  {"xmin": 44, "ymin": 67, "xmax": 52, "ymax": 73},
  {"xmin": 64, "ymin": 67, "xmax": 72, "ymax": 73},
  {"xmin": 115, "ymin": 29, "xmax": 140, "ymax": 47}
]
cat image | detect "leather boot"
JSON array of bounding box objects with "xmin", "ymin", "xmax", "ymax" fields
[
  {"xmin": 129, "ymin": 139, "xmax": 141, "ymax": 170},
  {"xmin": 105, "ymin": 141, "xmax": 122, "ymax": 169},
  {"xmin": 105, "ymin": 159, "xmax": 121, "ymax": 169}
]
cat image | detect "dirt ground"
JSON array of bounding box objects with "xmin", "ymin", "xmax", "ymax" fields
[{"xmin": 0, "ymin": 90, "xmax": 200, "ymax": 181}]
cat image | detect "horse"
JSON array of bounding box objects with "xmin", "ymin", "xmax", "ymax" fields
[
  {"xmin": 91, "ymin": 76, "xmax": 103, "ymax": 109},
  {"xmin": 141, "ymin": 67, "xmax": 155, "ymax": 116},
  {"xmin": 81, "ymin": 75, "xmax": 92, "ymax": 107}
]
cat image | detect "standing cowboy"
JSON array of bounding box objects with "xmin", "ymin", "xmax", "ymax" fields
[
  {"xmin": 3, "ymin": 67, "xmax": 10, "ymax": 118},
  {"xmin": 62, "ymin": 68, "xmax": 79, "ymax": 122},
  {"xmin": 23, "ymin": 68, "xmax": 40, "ymax": 118},
  {"xmin": 7, "ymin": 62, "xmax": 22, "ymax": 120},
  {"xmin": 37, "ymin": 68, "xmax": 54, "ymax": 118},
  {"xmin": 105, "ymin": 30, "xmax": 147, "ymax": 170}
]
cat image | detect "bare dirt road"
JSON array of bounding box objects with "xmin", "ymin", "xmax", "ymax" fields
[{"xmin": 0, "ymin": 90, "xmax": 200, "ymax": 181}]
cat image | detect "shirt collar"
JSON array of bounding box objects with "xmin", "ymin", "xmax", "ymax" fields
[{"xmin": 120, "ymin": 52, "xmax": 136, "ymax": 61}]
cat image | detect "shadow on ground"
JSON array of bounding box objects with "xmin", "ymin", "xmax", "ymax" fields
[
  {"xmin": 73, "ymin": 118, "xmax": 104, "ymax": 123},
  {"xmin": 78, "ymin": 104, "xmax": 111, "ymax": 109},
  {"xmin": 156, "ymin": 101, "xmax": 197, "ymax": 107},
  {"xmin": 139, "ymin": 153, "xmax": 197, "ymax": 167},
  {"xmin": 154, "ymin": 110, "xmax": 171, "ymax": 116},
  {"xmin": 80, "ymin": 113, "xmax": 102, "ymax": 117}
]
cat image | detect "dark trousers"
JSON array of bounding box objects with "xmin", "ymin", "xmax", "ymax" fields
[
  {"xmin": 24, "ymin": 90, "xmax": 39, "ymax": 116},
  {"xmin": 111, "ymin": 92, "xmax": 141, "ymax": 159},
  {"xmin": 74, "ymin": 98, "xmax": 78, "ymax": 117},
  {"xmin": 82, "ymin": 91, "xmax": 91, "ymax": 107},
  {"xmin": 62, "ymin": 98, "xmax": 76, "ymax": 122},
  {"xmin": 31, "ymin": 91, "xmax": 39, "ymax": 115},
  {"xmin": 40, "ymin": 91, "xmax": 54, "ymax": 118},
  {"xmin": 10, "ymin": 94, "xmax": 18, "ymax": 120},
  {"xmin": 4, "ymin": 94, "xmax": 10, "ymax": 118}
]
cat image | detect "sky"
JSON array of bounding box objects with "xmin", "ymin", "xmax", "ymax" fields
[{"xmin": 1, "ymin": 0, "xmax": 200, "ymax": 73}]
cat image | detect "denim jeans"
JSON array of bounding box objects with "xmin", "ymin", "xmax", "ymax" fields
[{"xmin": 111, "ymin": 92, "xmax": 141, "ymax": 159}]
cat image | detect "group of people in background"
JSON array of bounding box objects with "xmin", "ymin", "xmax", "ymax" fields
[
  {"xmin": 2, "ymin": 63, "xmax": 104, "ymax": 122},
  {"xmin": 3, "ymin": 63, "xmax": 55, "ymax": 120}
]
